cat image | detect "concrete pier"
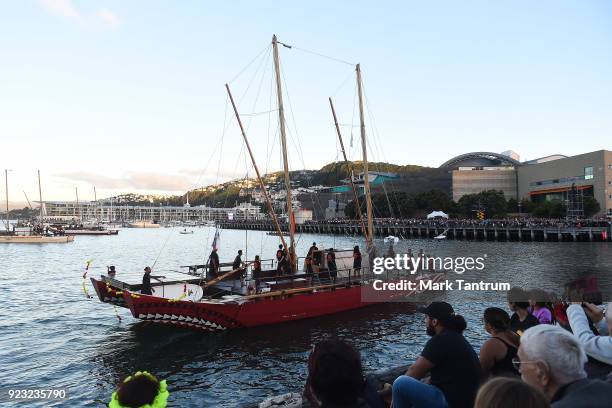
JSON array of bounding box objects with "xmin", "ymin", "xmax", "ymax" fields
[{"xmin": 218, "ymin": 221, "xmax": 611, "ymax": 242}]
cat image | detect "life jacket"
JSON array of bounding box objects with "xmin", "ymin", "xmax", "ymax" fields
[{"xmin": 109, "ymin": 372, "xmax": 169, "ymax": 408}]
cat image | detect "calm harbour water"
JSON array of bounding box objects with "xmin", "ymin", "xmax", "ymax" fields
[{"xmin": 0, "ymin": 226, "xmax": 610, "ymax": 407}]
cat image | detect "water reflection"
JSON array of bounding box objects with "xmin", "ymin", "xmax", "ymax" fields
[{"xmin": 1, "ymin": 228, "xmax": 610, "ymax": 407}]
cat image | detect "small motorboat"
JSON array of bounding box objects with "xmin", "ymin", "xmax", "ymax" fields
[
  {"xmin": 267, "ymin": 231, "xmax": 288, "ymax": 236},
  {"xmin": 180, "ymin": 229, "xmax": 194, "ymax": 235},
  {"xmin": 434, "ymin": 229, "xmax": 448, "ymax": 240},
  {"xmin": 128, "ymin": 221, "xmax": 161, "ymax": 228}
]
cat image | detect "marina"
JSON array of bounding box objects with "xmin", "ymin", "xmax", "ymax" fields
[
  {"xmin": 2, "ymin": 2, "xmax": 612, "ymax": 406},
  {"xmin": 1, "ymin": 227, "xmax": 610, "ymax": 406}
]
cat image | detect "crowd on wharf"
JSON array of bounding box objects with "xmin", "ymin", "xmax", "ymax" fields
[
  {"xmin": 106, "ymin": 287, "xmax": 612, "ymax": 408},
  {"xmin": 219, "ymin": 216, "xmax": 612, "ymax": 242},
  {"xmin": 303, "ymin": 217, "xmax": 612, "ymax": 229}
]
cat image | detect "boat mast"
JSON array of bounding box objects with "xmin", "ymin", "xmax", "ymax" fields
[
  {"xmin": 225, "ymin": 84, "xmax": 289, "ymax": 253},
  {"xmin": 356, "ymin": 64, "xmax": 374, "ymax": 250},
  {"xmin": 23, "ymin": 191, "xmax": 32, "ymax": 210},
  {"xmin": 272, "ymin": 34, "xmax": 296, "ymax": 271},
  {"xmin": 329, "ymin": 97, "xmax": 369, "ymax": 242},
  {"xmin": 4, "ymin": 169, "xmax": 9, "ymax": 232},
  {"xmin": 75, "ymin": 187, "xmax": 80, "ymax": 223},
  {"xmin": 37, "ymin": 170, "xmax": 43, "ymax": 223},
  {"xmin": 93, "ymin": 186, "xmax": 98, "ymax": 224}
]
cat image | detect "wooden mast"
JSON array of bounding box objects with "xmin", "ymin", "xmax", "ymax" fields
[
  {"xmin": 37, "ymin": 170, "xmax": 43, "ymax": 222},
  {"xmin": 356, "ymin": 64, "xmax": 374, "ymax": 249},
  {"xmin": 75, "ymin": 187, "xmax": 80, "ymax": 222},
  {"xmin": 328, "ymin": 97, "xmax": 368, "ymax": 241},
  {"xmin": 4, "ymin": 169, "xmax": 9, "ymax": 232},
  {"xmin": 272, "ymin": 34, "xmax": 296, "ymax": 272},
  {"xmin": 93, "ymin": 186, "xmax": 98, "ymax": 224},
  {"xmin": 225, "ymin": 84, "xmax": 289, "ymax": 253},
  {"xmin": 23, "ymin": 191, "xmax": 32, "ymax": 210}
]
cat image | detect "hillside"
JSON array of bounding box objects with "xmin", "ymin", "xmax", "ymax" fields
[{"xmin": 103, "ymin": 161, "xmax": 450, "ymax": 208}]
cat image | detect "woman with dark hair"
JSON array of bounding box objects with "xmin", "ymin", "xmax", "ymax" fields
[
  {"xmin": 480, "ymin": 307, "xmax": 520, "ymax": 378},
  {"xmin": 304, "ymin": 339, "xmax": 383, "ymax": 408},
  {"xmin": 528, "ymin": 289, "xmax": 553, "ymax": 325},
  {"xmin": 326, "ymin": 252, "xmax": 337, "ymax": 281},
  {"xmin": 252, "ymin": 255, "xmax": 261, "ymax": 279},
  {"xmin": 474, "ymin": 377, "xmax": 549, "ymax": 408}
]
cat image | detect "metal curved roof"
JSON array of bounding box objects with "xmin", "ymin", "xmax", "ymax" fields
[{"xmin": 439, "ymin": 152, "xmax": 521, "ymax": 169}]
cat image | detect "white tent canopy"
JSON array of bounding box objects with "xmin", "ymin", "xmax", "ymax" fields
[{"xmin": 427, "ymin": 211, "xmax": 449, "ymax": 219}]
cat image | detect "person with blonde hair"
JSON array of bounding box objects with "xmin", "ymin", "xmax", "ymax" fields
[{"xmin": 474, "ymin": 377, "xmax": 549, "ymax": 408}]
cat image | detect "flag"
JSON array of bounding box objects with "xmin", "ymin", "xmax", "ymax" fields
[{"xmin": 212, "ymin": 228, "xmax": 220, "ymax": 251}]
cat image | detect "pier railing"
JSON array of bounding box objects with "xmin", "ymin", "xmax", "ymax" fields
[{"xmin": 216, "ymin": 220, "xmax": 611, "ymax": 242}]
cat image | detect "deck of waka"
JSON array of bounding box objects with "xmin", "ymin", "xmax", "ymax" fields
[{"xmin": 218, "ymin": 221, "xmax": 611, "ymax": 242}]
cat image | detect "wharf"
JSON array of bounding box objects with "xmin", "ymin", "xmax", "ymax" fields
[{"xmin": 218, "ymin": 221, "xmax": 611, "ymax": 242}]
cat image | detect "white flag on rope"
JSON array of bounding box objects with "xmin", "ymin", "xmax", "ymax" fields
[{"xmin": 212, "ymin": 229, "xmax": 220, "ymax": 250}]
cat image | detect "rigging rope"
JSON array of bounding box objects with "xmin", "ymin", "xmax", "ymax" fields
[
  {"xmin": 151, "ymin": 224, "xmax": 175, "ymax": 270},
  {"xmin": 289, "ymin": 45, "xmax": 356, "ymax": 66},
  {"xmin": 239, "ymin": 109, "xmax": 278, "ymax": 117},
  {"xmin": 228, "ymin": 44, "xmax": 272, "ymax": 84},
  {"xmin": 362, "ymin": 78, "xmax": 404, "ymax": 219}
]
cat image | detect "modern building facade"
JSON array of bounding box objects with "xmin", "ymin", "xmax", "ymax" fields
[
  {"xmin": 442, "ymin": 149, "xmax": 612, "ymax": 216},
  {"xmin": 517, "ymin": 150, "xmax": 611, "ymax": 216},
  {"xmin": 451, "ymin": 167, "xmax": 518, "ymax": 202},
  {"xmin": 440, "ymin": 152, "xmax": 521, "ymax": 202}
]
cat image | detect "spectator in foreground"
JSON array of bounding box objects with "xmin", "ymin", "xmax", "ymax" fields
[
  {"xmin": 474, "ymin": 377, "xmax": 549, "ymax": 408},
  {"xmin": 109, "ymin": 371, "xmax": 169, "ymax": 408},
  {"xmin": 566, "ymin": 301, "xmax": 612, "ymax": 365},
  {"xmin": 479, "ymin": 307, "xmax": 520, "ymax": 378},
  {"xmin": 392, "ymin": 302, "xmax": 481, "ymax": 408},
  {"xmin": 304, "ymin": 339, "xmax": 383, "ymax": 408},
  {"xmin": 507, "ymin": 287, "xmax": 539, "ymax": 335},
  {"xmin": 517, "ymin": 324, "xmax": 612, "ymax": 407}
]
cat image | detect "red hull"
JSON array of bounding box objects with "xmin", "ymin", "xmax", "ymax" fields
[
  {"xmin": 91, "ymin": 278, "xmax": 127, "ymax": 307},
  {"xmin": 122, "ymin": 285, "xmax": 375, "ymax": 331}
]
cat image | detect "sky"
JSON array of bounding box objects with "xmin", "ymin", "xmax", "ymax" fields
[{"xmin": 1, "ymin": 0, "xmax": 611, "ymax": 206}]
